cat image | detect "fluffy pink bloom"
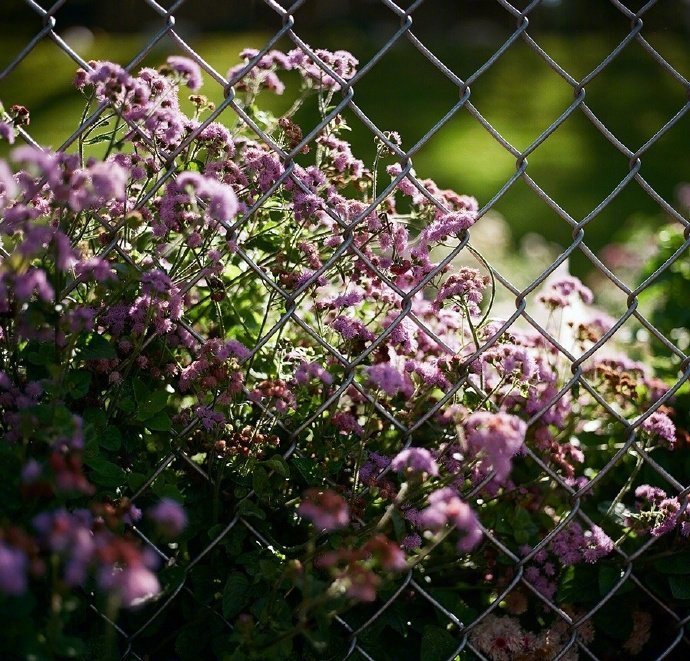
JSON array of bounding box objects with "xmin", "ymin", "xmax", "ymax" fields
[
  {"xmin": 640, "ymin": 411, "xmax": 676, "ymax": 447},
  {"xmin": 391, "ymin": 447, "xmax": 439, "ymax": 476},
  {"xmin": 538, "ymin": 276, "xmax": 593, "ymax": 308},
  {"xmin": 366, "ymin": 364, "xmax": 412, "ymax": 398},
  {"xmin": 148, "ymin": 498, "xmax": 188, "ymax": 537},
  {"xmin": 470, "ymin": 614, "xmax": 528, "ymax": 661},
  {"xmin": 98, "ymin": 564, "xmax": 160, "ymax": 608},
  {"xmin": 434, "ymin": 267, "xmax": 488, "ymax": 316},
  {"xmin": 464, "ymin": 412, "xmax": 527, "ymax": 483},
  {"xmin": 418, "ymin": 488, "xmax": 482, "ymax": 552},
  {"xmin": 166, "ymin": 55, "xmax": 203, "ymax": 90},
  {"xmin": 298, "ymin": 489, "xmax": 350, "ymax": 532}
]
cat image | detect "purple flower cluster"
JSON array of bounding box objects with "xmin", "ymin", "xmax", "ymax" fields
[
  {"xmin": 631, "ymin": 485, "xmax": 689, "ymax": 537},
  {"xmin": 366, "ymin": 363, "xmax": 413, "ymax": 398},
  {"xmin": 463, "ymin": 412, "xmax": 527, "ymax": 484},
  {"xmin": 538, "ymin": 276, "xmax": 594, "ymax": 308},
  {"xmin": 433, "ymin": 267, "xmax": 489, "ymax": 316},
  {"xmin": 32, "ymin": 508, "xmax": 161, "ymax": 607},
  {"xmin": 148, "ymin": 498, "xmax": 188, "ymax": 537},
  {"xmin": 0, "ymin": 47, "xmax": 684, "ymax": 653},
  {"xmin": 227, "ymin": 47, "xmax": 358, "ymax": 95},
  {"xmin": 391, "ymin": 447, "xmax": 439, "ymax": 476},
  {"xmin": 418, "ymin": 488, "xmax": 483, "ymax": 552}
]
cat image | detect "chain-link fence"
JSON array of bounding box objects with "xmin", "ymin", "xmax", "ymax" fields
[{"xmin": 2, "ymin": 1, "xmax": 690, "ymax": 659}]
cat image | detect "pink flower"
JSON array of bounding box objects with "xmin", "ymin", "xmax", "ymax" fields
[
  {"xmin": 0, "ymin": 543, "xmax": 28, "ymax": 596},
  {"xmin": 463, "ymin": 412, "xmax": 526, "ymax": 485},
  {"xmin": 166, "ymin": 55, "xmax": 203, "ymax": 90},
  {"xmin": 419, "ymin": 488, "xmax": 482, "ymax": 552},
  {"xmin": 148, "ymin": 498, "xmax": 187, "ymax": 537},
  {"xmin": 538, "ymin": 276, "xmax": 593, "ymax": 308},
  {"xmin": 341, "ymin": 564, "xmax": 379, "ymax": 602},
  {"xmin": 298, "ymin": 489, "xmax": 350, "ymax": 532},
  {"xmin": 363, "ymin": 534, "xmax": 407, "ymax": 571},
  {"xmin": 98, "ymin": 564, "xmax": 160, "ymax": 608},
  {"xmin": 640, "ymin": 411, "xmax": 676, "ymax": 448},
  {"xmin": 366, "ymin": 364, "xmax": 412, "ymax": 398},
  {"xmin": 470, "ymin": 614, "xmax": 527, "ymax": 661},
  {"xmin": 391, "ymin": 447, "xmax": 439, "ymax": 476},
  {"xmin": 433, "ymin": 267, "xmax": 488, "ymax": 316}
]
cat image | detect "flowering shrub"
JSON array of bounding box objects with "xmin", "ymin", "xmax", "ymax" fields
[{"xmin": 0, "ymin": 50, "xmax": 688, "ymax": 659}]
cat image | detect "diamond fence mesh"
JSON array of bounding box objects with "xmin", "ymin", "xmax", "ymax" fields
[{"xmin": 1, "ymin": 0, "xmax": 690, "ymax": 659}]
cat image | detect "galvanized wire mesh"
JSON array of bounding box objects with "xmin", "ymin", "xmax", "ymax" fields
[{"xmin": 2, "ymin": 0, "xmax": 690, "ymax": 659}]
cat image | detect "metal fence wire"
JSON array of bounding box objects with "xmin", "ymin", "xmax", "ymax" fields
[{"xmin": 2, "ymin": 0, "xmax": 690, "ymax": 659}]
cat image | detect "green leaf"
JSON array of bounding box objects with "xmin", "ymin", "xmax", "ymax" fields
[
  {"xmin": 592, "ymin": 602, "xmax": 633, "ymax": 642},
  {"xmin": 23, "ymin": 342, "xmax": 56, "ymax": 366},
  {"xmin": 83, "ymin": 407, "xmax": 107, "ymax": 430},
  {"xmin": 420, "ymin": 625, "xmax": 458, "ymax": 661},
  {"xmin": 263, "ymin": 455, "xmax": 289, "ymax": 477},
  {"xmin": 144, "ymin": 411, "xmax": 172, "ymax": 432},
  {"xmin": 222, "ymin": 573, "xmax": 250, "ymax": 619},
  {"xmin": 84, "ymin": 455, "xmax": 125, "ymax": 487},
  {"xmin": 292, "ymin": 456, "xmax": 320, "ymax": 485},
  {"xmin": 100, "ymin": 426, "xmax": 122, "ymax": 451},
  {"xmin": 132, "ymin": 378, "xmax": 149, "ymax": 404},
  {"xmin": 557, "ymin": 564, "xmax": 599, "ymax": 604},
  {"xmin": 77, "ymin": 333, "xmax": 116, "ymax": 361},
  {"xmin": 116, "ymin": 396, "xmax": 136, "ymax": 414},
  {"xmin": 252, "ymin": 467, "xmax": 270, "ymax": 497},
  {"xmin": 65, "ymin": 370, "xmax": 92, "ymax": 399},
  {"xmin": 136, "ymin": 389, "xmax": 169, "ymax": 420},
  {"xmin": 127, "ymin": 472, "xmax": 147, "ymax": 491},
  {"xmin": 511, "ymin": 505, "xmax": 538, "ymax": 544},
  {"xmin": 653, "ymin": 552, "xmax": 690, "ymax": 575},
  {"xmin": 668, "ymin": 575, "xmax": 690, "ymax": 600},
  {"xmin": 237, "ymin": 499, "xmax": 266, "ymax": 520},
  {"xmin": 598, "ymin": 564, "xmax": 623, "ymax": 596}
]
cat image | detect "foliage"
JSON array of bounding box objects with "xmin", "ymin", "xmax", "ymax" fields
[{"xmin": 0, "ymin": 50, "xmax": 689, "ymax": 660}]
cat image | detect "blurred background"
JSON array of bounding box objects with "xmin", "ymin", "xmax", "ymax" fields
[{"xmin": 1, "ymin": 0, "xmax": 689, "ymax": 291}]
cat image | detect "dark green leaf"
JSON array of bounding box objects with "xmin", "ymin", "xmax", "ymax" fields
[
  {"xmin": 65, "ymin": 370, "xmax": 91, "ymax": 399},
  {"xmin": 420, "ymin": 625, "xmax": 458, "ymax": 661},
  {"xmin": 292, "ymin": 456, "xmax": 320, "ymax": 485},
  {"xmin": 223, "ymin": 573, "xmax": 250, "ymax": 619},
  {"xmin": 598, "ymin": 564, "xmax": 623, "ymax": 596},
  {"xmin": 144, "ymin": 411, "xmax": 172, "ymax": 431},
  {"xmin": 653, "ymin": 552, "xmax": 690, "ymax": 575},
  {"xmin": 263, "ymin": 455, "xmax": 289, "ymax": 477},
  {"xmin": 668, "ymin": 575, "xmax": 690, "ymax": 600},
  {"xmin": 592, "ymin": 602, "xmax": 633, "ymax": 642},
  {"xmin": 237, "ymin": 499, "xmax": 266, "ymax": 520},
  {"xmin": 100, "ymin": 426, "xmax": 121, "ymax": 451},
  {"xmin": 77, "ymin": 333, "xmax": 117, "ymax": 360},
  {"xmin": 132, "ymin": 378, "xmax": 149, "ymax": 404},
  {"xmin": 136, "ymin": 389, "xmax": 169, "ymax": 420},
  {"xmin": 84, "ymin": 456, "xmax": 125, "ymax": 487},
  {"xmin": 252, "ymin": 467, "xmax": 270, "ymax": 497},
  {"xmin": 557, "ymin": 564, "xmax": 599, "ymax": 604}
]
